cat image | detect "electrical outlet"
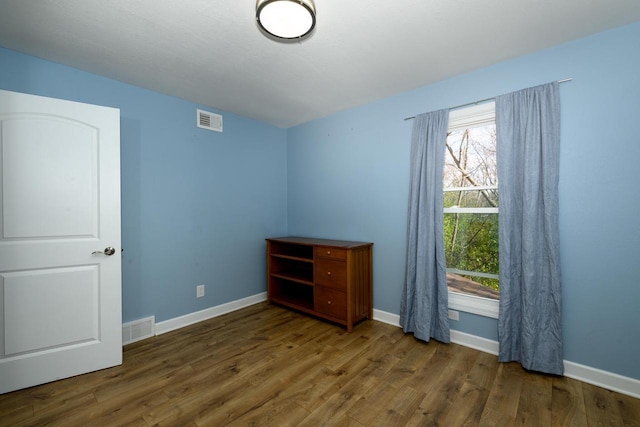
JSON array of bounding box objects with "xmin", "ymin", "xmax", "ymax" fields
[
  {"xmin": 448, "ymin": 309, "xmax": 459, "ymax": 321},
  {"xmin": 196, "ymin": 284, "xmax": 205, "ymax": 298}
]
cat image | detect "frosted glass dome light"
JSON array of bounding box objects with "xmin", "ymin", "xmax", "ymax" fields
[{"xmin": 256, "ymin": 0, "xmax": 316, "ymax": 40}]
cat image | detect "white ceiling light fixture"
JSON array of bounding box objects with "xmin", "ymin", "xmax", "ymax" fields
[{"xmin": 256, "ymin": 0, "xmax": 316, "ymax": 41}]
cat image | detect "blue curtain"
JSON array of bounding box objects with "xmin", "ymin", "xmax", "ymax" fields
[
  {"xmin": 400, "ymin": 109, "xmax": 450, "ymax": 343},
  {"xmin": 496, "ymin": 82, "xmax": 563, "ymax": 375}
]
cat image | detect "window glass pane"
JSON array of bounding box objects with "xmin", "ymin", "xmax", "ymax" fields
[
  {"xmin": 444, "ymin": 124, "xmax": 497, "ymax": 194},
  {"xmin": 444, "ymin": 119, "xmax": 499, "ymax": 297},
  {"xmin": 444, "ymin": 212, "xmax": 499, "ymax": 292}
]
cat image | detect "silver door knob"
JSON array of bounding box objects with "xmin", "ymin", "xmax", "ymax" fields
[{"xmin": 92, "ymin": 247, "xmax": 116, "ymax": 256}]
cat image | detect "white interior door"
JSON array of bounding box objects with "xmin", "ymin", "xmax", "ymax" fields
[{"xmin": 0, "ymin": 89, "xmax": 122, "ymax": 394}]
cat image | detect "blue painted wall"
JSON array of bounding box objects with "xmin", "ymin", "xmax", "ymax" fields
[
  {"xmin": 287, "ymin": 22, "xmax": 640, "ymax": 379},
  {"xmin": 0, "ymin": 47, "xmax": 288, "ymax": 324}
]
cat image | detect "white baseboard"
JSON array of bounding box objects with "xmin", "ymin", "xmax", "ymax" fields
[
  {"xmin": 371, "ymin": 308, "xmax": 639, "ymax": 398},
  {"xmin": 154, "ymin": 292, "xmax": 267, "ymax": 335},
  {"xmin": 373, "ymin": 308, "xmax": 401, "ymax": 327},
  {"xmin": 450, "ymin": 330, "xmax": 499, "ymax": 355},
  {"xmin": 564, "ymin": 361, "xmax": 640, "ymax": 399}
]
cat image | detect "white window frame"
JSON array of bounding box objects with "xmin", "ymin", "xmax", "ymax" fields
[{"xmin": 445, "ymin": 101, "xmax": 499, "ymax": 319}]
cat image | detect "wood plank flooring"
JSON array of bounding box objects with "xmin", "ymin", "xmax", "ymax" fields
[{"xmin": 1, "ymin": 302, "xmax": 638, "ymax": 426}]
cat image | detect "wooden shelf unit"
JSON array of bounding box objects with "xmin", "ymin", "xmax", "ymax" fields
[{"xmin": 266, "ymin": 236, "xmax": 373, "ymax": 332}]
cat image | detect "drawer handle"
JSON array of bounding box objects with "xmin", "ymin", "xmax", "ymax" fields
[
  {"xmin": 327, "ymin": 300, "xmax": 332, "ymax": 305},
  {"xmin": 327, "ymin": 271, "xmax": 332, "ymax": 276},
  {"xmin": 327, "ymin": 250, "xmax": 331, "ymax": 255}
]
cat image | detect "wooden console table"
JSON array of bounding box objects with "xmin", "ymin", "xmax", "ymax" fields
[{"xmin": 266, "ymin": 236, "xmax": 373, "ymax": 332}]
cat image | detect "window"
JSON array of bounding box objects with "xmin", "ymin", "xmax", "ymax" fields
[{"xmin": 444, "ymin": 102, "xmax": 499, "ymax": 318}]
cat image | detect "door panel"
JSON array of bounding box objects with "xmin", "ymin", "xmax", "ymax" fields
[
  {"xmin": 2, "ymin": 117, "xmax": 98, "ymax": 239},
  {"xmin": 0, "ymin": 89, "xmax": 121, "ymax": 394},
  {"xmin": 3, "ymin": 266, "xmax": 99, "ymax": 355}
]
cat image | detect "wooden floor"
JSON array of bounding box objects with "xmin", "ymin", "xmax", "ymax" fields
[{"xmin": 1, "ymin": 303, "xmax": 638, "ymax": 426}]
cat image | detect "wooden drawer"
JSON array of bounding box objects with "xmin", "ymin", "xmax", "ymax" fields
[
  {"xmin": 314, "ymin": 257, "xmax": 347, "ymax": 290},
  {"xmin": 316, "ymin": 246, "xmax": 347, "ymax": 260},
  {"xmin": 314, "ymin": 286, "xmax": 346, "ymax": 320}
]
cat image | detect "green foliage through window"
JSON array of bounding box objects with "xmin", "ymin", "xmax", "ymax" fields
[{"xmin": 444, "ymin": 213, "xmax": 499, "ymax": 290}]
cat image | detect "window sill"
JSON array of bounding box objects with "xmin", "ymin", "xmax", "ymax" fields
[{"xmin": 449, "ymin": 291, "xmax": 499, "ymax": 319}]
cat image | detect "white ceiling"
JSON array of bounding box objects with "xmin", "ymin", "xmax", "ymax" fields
[{"xmin": 1, "ymin": 1, "xmax": 639, "ymax": 128}]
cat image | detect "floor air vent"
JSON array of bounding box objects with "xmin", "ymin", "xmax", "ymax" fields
[
  {"xmin": 197, "ymin": 109, "xmax": 223, "ymax": 132},
  {"xmin": 122, "ymin": 316, "xmax": 155, "ymax": 345}
]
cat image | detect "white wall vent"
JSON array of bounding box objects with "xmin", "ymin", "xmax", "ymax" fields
[
  {"xmin": 197, "ymin": 109, "xmax": 223, "ymax": 132},
  {"xmin": 122, "ymin": 316, "xmax": 155, "ymax": 346}
]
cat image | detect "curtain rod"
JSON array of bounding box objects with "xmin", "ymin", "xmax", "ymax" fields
[{"xmin": 403, "ymin": 78, "xmax": 572, "ymax": 121}]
